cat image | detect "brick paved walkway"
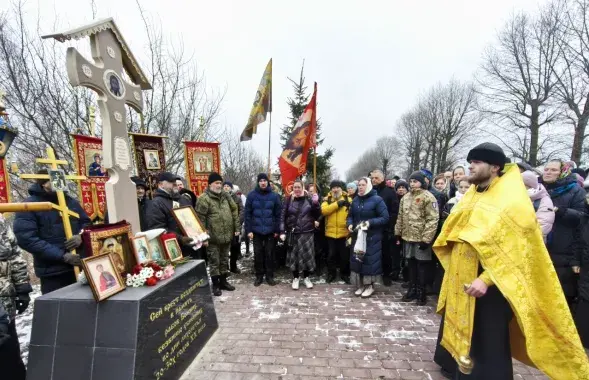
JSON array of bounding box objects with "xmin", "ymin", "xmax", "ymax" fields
[{"xmin": 180, "ymin": 268, "xmax": 548, "ymax": 380}]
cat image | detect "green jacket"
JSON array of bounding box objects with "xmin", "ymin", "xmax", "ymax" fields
[{"xmin": 196, "ymin": 189, "xmax": 239, "ymax": 245}]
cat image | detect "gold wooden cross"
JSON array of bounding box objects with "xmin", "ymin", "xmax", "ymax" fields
[{"xmin": 20, "ymin": 147, "xmax": 87, "ymax": 276}]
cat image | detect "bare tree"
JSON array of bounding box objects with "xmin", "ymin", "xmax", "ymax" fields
[
  {"xmin": 374, "ymin": 136, "xmax": 403, "ymax": 178},
  {"xmin": 133, "ymin": 2, "xmax": 225, "ymax": 174},
  {"xmin": 542, "ymin": 0, "xmax": 589, "ymax": 164},
  {"xmin": 220, "ymin": 130, "xmax": 265, "ymax": 195},
  {"xmin": 477, "ymin": 12, "xmax": 561, "ymax": 166}
]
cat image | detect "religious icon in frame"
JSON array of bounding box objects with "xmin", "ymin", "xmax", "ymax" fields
[
  {"xmin": 102, "ymin": 69, "xmax": 126, "ymax": 100},
  {"xmin": 85, "ymin": 149, "xmax": 106, "ymax": 177},
  {"xmin": 193, "ymin": 152, "xmax": 213, "ymax": 173},
  {"xmin": 172, "ymin": 206, "xmax": 206, "ymax": 238},
  {"xmin": 162, "ymin": 237, "xmax": 183, "ymax": 262},
  {"xmin": 82, "ymin": 253, "xmax": 126, "ymax": 302},
  {"xmin": 144, "ymin": 149, "xmax": 161, "ymax": 170},
  {"xmin": 49, "ymin": 169, "xmax": 68, "ymax": 191},
  {"xmin": 131, "ymin": 236, "xmax": 151, "ymax": 264},
  {"xmin": 81, "ymin": 221, "xmax": 136, "ymax": 275}
]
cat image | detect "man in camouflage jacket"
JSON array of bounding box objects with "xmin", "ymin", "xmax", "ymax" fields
[
  {"xmin": 196, "ymin": 173, "xmax": 240, "ymax": 296},
  {"xmin": 0, "ymin": 214, "xmax": 33, "ymax": 379},
  {"xmin": 394, "ymin": 171, "xmax": 439, "ymax": 306}
]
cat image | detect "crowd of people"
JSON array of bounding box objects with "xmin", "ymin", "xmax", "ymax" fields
[{"xmin": 3, "ymin": 141, "xmax": 589, "ymax": 379}]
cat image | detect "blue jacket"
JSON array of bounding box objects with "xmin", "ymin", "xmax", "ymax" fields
[
  {"xmin": 347, "ymin": 190, "xmax": 389, "ymax": 276},
  {"xmin": 13, "ymin": 184, "xmax": 91, "ymax": 278},
  {"xmin": 244, "ymin": 186, "xmax": 282, "ymax": 235}
]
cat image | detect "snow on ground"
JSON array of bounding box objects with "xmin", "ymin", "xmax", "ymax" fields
[{"xmin": 17, "ymin": 284, "xmax": 40, "ymax": 365}]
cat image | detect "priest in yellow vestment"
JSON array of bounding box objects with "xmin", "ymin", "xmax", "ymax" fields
[{"xmin": 434, "ymin": 143, "xmax": 589, "ymax": 380}]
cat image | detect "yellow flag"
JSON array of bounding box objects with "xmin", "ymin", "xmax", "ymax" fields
[{"xmin": 240, "ymin": 59, "xmax": 272, "ymax": 141}]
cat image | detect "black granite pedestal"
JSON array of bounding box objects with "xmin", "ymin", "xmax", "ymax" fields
[{"xmin": 27, "ymin": 260, "xmax": 218, "ymax": 380}]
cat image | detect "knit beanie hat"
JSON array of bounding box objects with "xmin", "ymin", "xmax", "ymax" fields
[
  {"xmin": 257, "ymin": 173, "xmax": 269, "ymax": 183},
  {"xmin": 330, "ymin": 180, "xmax": 346, "ymax": 190},
  {"xmin": 347, "ymin": 182, "xmax": 357, "ymax": 191},
  {"xmin": 223, "ymin": 181, "xmax": 233, "ymax": 189},
  {"xmin": 521, "ymin": 171, "xmax": 538, "ymax": 189},
  {"xmin": 409, "ymin": 171, "xmax": 426, "ymax": 189},
  {"xmin": 466, "ymin": 142, "xmax": 507, "ymax": 170},
  {"xmin": 208, "ymin": 172, "xmax": 223, "ymax": 185},
  {"xmin": 395, "ymin": 179, "xmax": 409, "ymax": 192},
  {"xmin": 420, "ymin": 168, "xmax": 434, "ymax": 182}
]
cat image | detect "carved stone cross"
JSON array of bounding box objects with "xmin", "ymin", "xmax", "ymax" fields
[{"xmin": 61, "ymin": 25, "xmax": 146, "ymax": 233}]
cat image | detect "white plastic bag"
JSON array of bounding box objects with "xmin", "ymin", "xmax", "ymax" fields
[{"xmin": 353, "ymin": 229, "xmax": 367, "ymax": 262}]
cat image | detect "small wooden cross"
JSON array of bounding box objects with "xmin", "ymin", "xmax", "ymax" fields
[{"xmin": 20, "ymin": 147, "xmax": 87, "ymax": 276}]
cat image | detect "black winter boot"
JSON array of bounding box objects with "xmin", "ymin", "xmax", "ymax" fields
[
  {"xmin": 416, "ymin": 285, "xmax": 427, "ymax": 306},
  {"xmin": 254, "ymin": 276, "xmax": 263, "ymax": 287},
  {"xmin": 220, "ymin": 274, "xmax": 236, "ymax": 291},
  {"xmin": 211, "ymin": 276, "xmax": 222, "ymax": 296},
  {"xmin": 401, "ymin": 284, "xmax": 417, "ymax": 302}
]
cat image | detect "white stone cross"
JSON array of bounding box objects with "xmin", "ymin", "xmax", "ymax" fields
[{"xmin": 64, "ymin": 26, "xmax": 144, "ymax": 232}]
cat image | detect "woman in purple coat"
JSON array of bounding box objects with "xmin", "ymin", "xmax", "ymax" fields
[{"xmin": 280, "ymin": 180, "xmax": 321, "ymax": 290}]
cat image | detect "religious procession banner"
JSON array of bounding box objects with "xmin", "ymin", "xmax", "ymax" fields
[
  {"xmin": 72, "ymin": 134, "xmax": 107, "ymax": 220},
  {"xmin": 130, "ymin": 132, "xmax": 166, "ymax": 199},
  {"xmin": 0, "ymin": 158, "xmax": 11, "ymax": 203},
  {"xmin": 240, "ymin": 58, "xmax": 272, "ymax": 141},
  {"xmin": 278, "ymin": 82, "xmax": 318, "ymax": 195},
  {"xmin": 183, "ymin": 141, "xmax": 220, "ymax": 195}
]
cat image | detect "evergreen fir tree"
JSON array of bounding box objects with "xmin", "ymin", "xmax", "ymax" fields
[{"xmin": 280, "ymin": 61, "xmax": 333, "ymax": 195}]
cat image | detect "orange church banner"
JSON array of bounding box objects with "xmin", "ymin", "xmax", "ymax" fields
[
  {"xmin": 183, "ymin": 141, "xmax": 221, "ymax": 195},
  {"xmin": 72, "ymin": 134, "xmax": 107, "ymax": 220}
]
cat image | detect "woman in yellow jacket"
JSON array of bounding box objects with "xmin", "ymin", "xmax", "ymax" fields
[{"xmin": 321, "ymin": 181, "xmax": 352, "ymax": 283}]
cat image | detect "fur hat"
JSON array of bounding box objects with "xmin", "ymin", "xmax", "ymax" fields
[
  {"xmin": 330, "ymin": 180, "xmax": 346, "ymax": 190},
  {"xmin": 521, "ymin": 171, "xmax": 538, "ymax": 189},
  {"xmin": 208, "ymin": 172, "xmax": 223, "ymax": 185},
  {"xmin": 257, "ymin": 173, "xmax": 269, "ymax": 183},
  {"xmin": 466, "ymin": 142, "xmax": 507, "ymax": 170},
  {"xmin": 409, "ymin": 171, "xmax": 426, "ymax": 189}
]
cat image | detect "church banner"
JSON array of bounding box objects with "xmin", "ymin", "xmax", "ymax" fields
[
  {"xmin": 130, "ymin": 133, "xmax": 166, "ymax": 199},
  {"xmin": 183, "ymin": 141, "xmax": 220, "ymax": 195},
  {"xmin": 72, "ymin": 134, "xmax": 107, "ymax": 220},
  {"xmin": 0, "ymin": 158, "xmax": 11, "ymax": 203}
]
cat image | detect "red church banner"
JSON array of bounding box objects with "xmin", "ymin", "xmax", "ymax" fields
[
  {"xmin": 183, "ymin": 141, "xmax": 221, "ymax": 195},
  {"xmin": 0, "ymin": 158, "xmax": 11, "ymax": 204},
  {"xmin": 72, "ymin": 134, "xmax": 107, "ymax": 220},
  {"xmin": 130, "ymin": 133, "xmax": 166, "ymax": 199}
]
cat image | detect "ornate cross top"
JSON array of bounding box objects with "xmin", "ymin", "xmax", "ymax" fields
[
  {"xmin": 20, "ymin": 147, "xmax": 87, "ymax": 276},
  {"xmin": 43, "ymin": 19, "xmax": 153, "ymax": 234}
]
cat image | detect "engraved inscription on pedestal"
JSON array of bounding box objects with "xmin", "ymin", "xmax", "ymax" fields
[{"xmin": 114, "ymin": 137, "xmax": 131, "ymax": 171}]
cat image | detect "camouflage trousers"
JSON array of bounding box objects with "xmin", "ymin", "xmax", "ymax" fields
[{"xmin": 208, "ymin": 243, "xmax": 230, "ymax": 277}]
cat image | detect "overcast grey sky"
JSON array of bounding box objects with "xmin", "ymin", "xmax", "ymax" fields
[{"xmin": 31, "ymin": 0, "xmax": 549, "ymax": 176}]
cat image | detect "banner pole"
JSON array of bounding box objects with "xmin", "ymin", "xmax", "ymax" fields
[
  {"xmin": 313, "ymin": 147, "xmax": 317, "ymax": 189},
  {"xmin": 267, "ymin": 111, "xmax": 272, "ymax": 175}
]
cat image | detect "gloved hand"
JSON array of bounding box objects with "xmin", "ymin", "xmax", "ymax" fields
[
  {"xmin": 419, "ymin": 242, "xmax": 430, "ymax": 251},
  {"xmin": 312, "ymin": 193, "xmax": 319, "ymax": 204},
  {"xmin": 15, "ymin": 294, "xmax": 30, "ymax": 315},
  {"xmin": 64, "ymin": 235, "xmax": 82, "ymax": 251},
  {"xmin": 337, "ymin": 199, "xmax": 346, "ymax": 207},
  {"xmin": 0, "ymin": 322, "xmax": 10, "ymax": 348},
  {"xmin": 63, "ymin": 252, "xmax": 82, "ymax": 267},
  {"xmin": 180, "ymin": 236, "xmax": 196, "ymax": 246},
  {"xmin": 280, "ymin": 234, "xmax": 286, "ymax": 242}
]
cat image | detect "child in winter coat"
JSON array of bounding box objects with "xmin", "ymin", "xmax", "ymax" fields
[{"xmin": 522, "ymin": 170, "xmax": 555, "ymax": 241}]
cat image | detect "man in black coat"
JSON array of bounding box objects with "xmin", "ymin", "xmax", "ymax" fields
[
  {"xmin": 146, "ymin": 172, "xmax": 197, "ymax": 258},
  {"xmin": 14, "ymin": 171, "xmax": 91, "ymax": 294},
  {"xmin": 371, "ymin": 169, "xmax": 400, "ymax": 285},
  {"xmin": 131, "ymin": 176, "xmax": 151, "ymax": 232}
]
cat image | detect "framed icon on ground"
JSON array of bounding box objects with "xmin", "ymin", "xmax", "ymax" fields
[
  {"xmin": 131, "ymin": 236, "xmax": 151, "ymax": 264},
  {"xmin": 172, "ymin": 206, "xmax": 206, "ymax": 238},
  {"xmin": 81, "ymin": 221, "xmax": 136, "ymax": 275},
  {"xmin": 161, "ymin": 235, "xmax": 183, "ymax": 262},
  {"xmin": 82, "ymin": 253, "xmax": 126, "ymax": 302}
]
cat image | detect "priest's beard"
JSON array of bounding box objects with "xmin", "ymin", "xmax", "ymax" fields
[
  {"xmin": 469, "ymin": 167, "xmax": 492, "ymax": 187},
  {"xmin": 210, "ymin": 187, "xmax": 222, "ymax": 194},
  {"xmin": 332, "ymin": 190, "xmax": 342, "ymax": 199}
]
